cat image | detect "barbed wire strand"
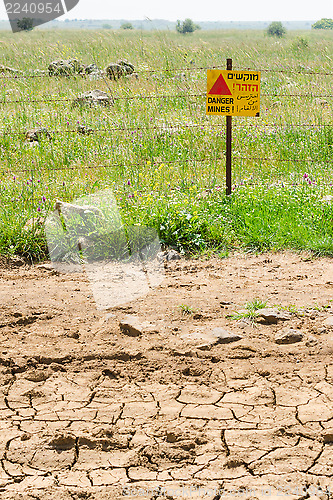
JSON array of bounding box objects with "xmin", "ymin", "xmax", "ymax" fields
[
  {"xmin": 0, "ymin": 65, "xmax": 333, "ymax": 80},
  {"xmin": 1, "ymin": 121, "xmax": 332, "ymax": 138},
  {"xmin": 0, "ymin": 91, "xmax": 332, "ymax": 106},
  {"xmin": 1, "ymin": 155, "xmax": 332, "ymax": 176}
]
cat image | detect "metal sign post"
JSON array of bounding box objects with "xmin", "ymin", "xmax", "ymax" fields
[
  {"xmin": 226, "ymin": 58, "xmax": 232, "ymax": 196},
  {"xmin": 206, "ymin": 60, "xmax": 261, "ymax": 195}
]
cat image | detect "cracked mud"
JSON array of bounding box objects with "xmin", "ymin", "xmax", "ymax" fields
[{"xmin": 0, "ymin": 252, "xmax": 332, "ymax": 499}]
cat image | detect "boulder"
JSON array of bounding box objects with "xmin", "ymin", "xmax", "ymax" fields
[
  {"xmin": 48, "ymin": 58, "xmax": 84, "ymax": 77},
  {"xmin": 105, "ymin": 60, "xmax": 135, "ymax": 80},
  {"xmin": 83, "ymin": 63, "xmax": 100, "ymax": 75},
  {"xmin": 72, "ymin": 90, "xmax": 113, "ymax": 107},
  {"xmin": 25, "ymin": 127, "xmax": 51, "ymax": 142},
  {"xmin": 0, "ymin": 64, "xmax": 22, "ymax": 74},
  {"xmin": 105, "ymin": 63, "xmax": 126, "ymax": 80}
]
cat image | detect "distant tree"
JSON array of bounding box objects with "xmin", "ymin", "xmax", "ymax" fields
[
  {"xmin": 120, "ymin": 22, "xmax": 134, "ymax": 30},
  {"xmin": 176, "ymin": 18, "xmax": 200, "ymax": 34},
  {"xmin": 102, "ymin": 23, "xmax": 112, "ymax": 29},
  {"xmin": 16, "ymin": 17, "xmax": 34, "ymax": 31},
  {"xmin": 312, "ymin": 18, "xmax": 333, "ymax": 29},
  {"xmin": 267, "ymin": 21, "xmax": 286, "ymax": 38}
]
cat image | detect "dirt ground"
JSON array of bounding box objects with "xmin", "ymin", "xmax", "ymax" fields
[{"xmin": 0, "ymin": 251, "xmax": 333, "ymax": 500}]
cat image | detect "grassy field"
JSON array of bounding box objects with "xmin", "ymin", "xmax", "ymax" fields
[{"xmin": 0, "ymin": 28, "xmax": 332, "ymax": 259}]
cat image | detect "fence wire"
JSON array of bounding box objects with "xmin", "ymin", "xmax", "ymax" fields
[
  {"xmin": 0, "ymin": 92, "xmax": 332, "ymax": 106},
  {"xmin": 0, "ymin": 64, "xmax": 332, "ymax": 179},
  {"xmin": 1, "ymin": 65, "xmax": 333, "ymax": 80},
  {"xmin": 1, "ymin": 155, "xmax": 332, "ymax": 176},
  {"xmin": 0, "ymin": 121, "xmax": 332, "ymax": 138}
]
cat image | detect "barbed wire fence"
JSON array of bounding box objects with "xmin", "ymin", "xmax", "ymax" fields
[{"xmin": 0, "ymin": 64, "xmax": 332, "ymax": 183}]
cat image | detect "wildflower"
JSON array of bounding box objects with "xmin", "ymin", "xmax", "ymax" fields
[{"xmin": 127, "ymin": 180, "xmax": 131, "ymax": 186}]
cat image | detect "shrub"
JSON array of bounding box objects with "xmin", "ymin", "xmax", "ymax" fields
[
  {"xmin": 120, "ymin": 22, "xmax": 134, "ymax": 30},
  {"xmin": 176, "ymin": 19, "xmax": 200, "ymax": 34},
  {"xmin": 267, "ymin": 21, "xmax": 286, "ymax": 38},
  {"xmin": 16, "ymin": 17, "xmax": 34, "ymax": 31},
  {"xmin": 312, "ymin": 18, "xmax": 333, "ymax": 29}
]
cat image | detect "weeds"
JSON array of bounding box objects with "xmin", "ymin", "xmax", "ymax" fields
[
  {"xmin": 179, "ymin": 304, "xmax": 196, "ymax": 315},
  {"xmin": 227, "ymin": 298, "xmax": 267, "ymax": 322},
  {"xmin": 0, "ymin": 29, "xmax": 333, "ymax": 259}
]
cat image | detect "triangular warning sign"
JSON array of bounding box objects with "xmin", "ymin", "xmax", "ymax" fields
[{"xmin": 208, "ymin": 74, "xmax": 232, "ymax": 95}]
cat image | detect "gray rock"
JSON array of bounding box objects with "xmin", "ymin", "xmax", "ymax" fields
[
  {"xmin": 210, "ymin": 327, "xmax": 243, "ymax": 344},
  {"xmin": 83, "ymin": 63, "xmax": 100, "ymax": 75},
  {"xmin": 105, "ymin": 60, "xmax": 135, "ymax": 80},
  {"xmin": 48, "ymin": 58, "xmax": 84, "ymax": 76},
  {"xmin": 54, "ymin": 200, "xmax": 105, "ymax": 221},
  {"xmin": 105, "ymin": 63, "xmax": 126, "ymax": 80},
  {"xmin": 118, "ymin": 60, "xmax": 135, "ymax": 75},
  {"xmin": 182, "ymin": 328, "xmax": 242, "ymax": 350},
  {"xmin": 25, "ymin": 127, "xmax": 51, "ymax": 142},
  {"xmin": 275, "ymin": 329, "xmax": 303, "ymax": 345},
  {"xmin": 8, "ymin": 255, "xmax": 26, "ymax": 267},
  {"xmin": 323, "ymin": 316, "xmax": 333, "ymax": 328},
  {"xmin": 77, "ymin": 125, "xmax": 94, "ymax": 135},
  {"xmin": 119, "ymin": 316, "xmax": 157, "ymax": 337},
  {"xmin": 157, "ymin": 250, "xmax": 181, "ymax": 262},
  {"xmin": 119, "ymin": 316, "xmax": 143, "ymax": 337},
  {"xmin": 257, "ymin": 308, "xmax": 291, "ymax": 324},
  {"xmin": 0, "ymin": 64, "xmax": 23, "ymax": 74},
  {"xmin": 73, "ymin": 90, "xmax": 113, "ymax": 107}
]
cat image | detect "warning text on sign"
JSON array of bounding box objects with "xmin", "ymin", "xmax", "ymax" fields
[{"xmin": 206, "ymin": 70, "xmax": 261, "ymax": 117}]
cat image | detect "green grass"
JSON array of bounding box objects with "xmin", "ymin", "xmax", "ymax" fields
[
  {"xmin": 0, "ymin": 28, "xmax": 332, "ymax": 260},
  {"xmin": 227, "ymin": 298, "xmax": 267, "ymax": 322}
]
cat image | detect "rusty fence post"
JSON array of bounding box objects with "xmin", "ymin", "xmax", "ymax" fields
[{"xmin": 226, "ymin": 58, "xmax": 232, "ymax": 195}]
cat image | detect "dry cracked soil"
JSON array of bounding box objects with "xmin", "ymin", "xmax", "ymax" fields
[{"xmin": 0, "ymin": 251, "xmax": 333, "ymax": 500}]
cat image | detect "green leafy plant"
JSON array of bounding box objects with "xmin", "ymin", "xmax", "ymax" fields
[
  {"xmin": 312, "ymin": 18, "xmax": 333, "ymax": 30},
  {"xmin": 227, "ymin": 298, "xmax": 267, "ymax": 322},
  {"xmin": 267, "ymin": 22, "xmax": 286, "ymax": 38},
  {"xmin": 179, "ymin": 304, "xmax": 195, "ymax": 315}
]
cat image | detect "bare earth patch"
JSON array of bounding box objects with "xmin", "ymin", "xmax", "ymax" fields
[{"xmin": 0, "ymin": 252, "xmax": 333, "ymax": 499}]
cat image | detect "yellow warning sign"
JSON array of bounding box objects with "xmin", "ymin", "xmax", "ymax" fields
[{"xmin": 206, "ymin": 70, "xmax": 261, "ymax": 117}]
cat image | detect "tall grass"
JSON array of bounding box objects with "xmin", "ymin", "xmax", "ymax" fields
[{"xmin": 0, "ymin": 28, "xmax": 332, "ymax": 259}]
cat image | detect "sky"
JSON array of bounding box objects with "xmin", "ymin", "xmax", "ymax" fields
[{"xmin": 0, "ymin": 0, "xmax": 332, "ymax": 21}]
